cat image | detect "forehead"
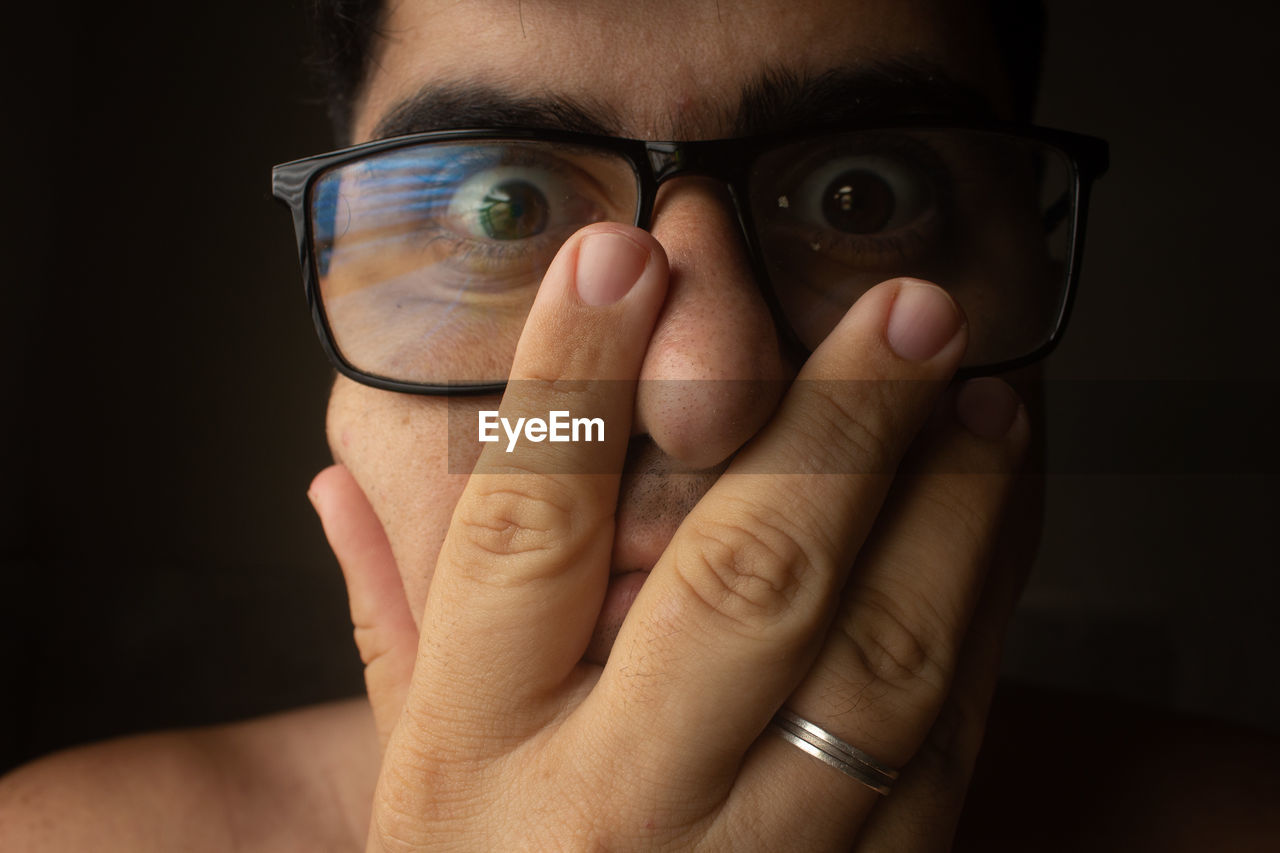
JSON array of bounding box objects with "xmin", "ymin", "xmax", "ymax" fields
[{"xmin": 356, "ymin": 0, "xmax": 1007, "ymax": 142}]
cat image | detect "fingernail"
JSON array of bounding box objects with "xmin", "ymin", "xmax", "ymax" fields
[
  {"xmin": 575, "ymin": 231, "xmax": 648, "ymax": 306},
  {"xmin": 956, "ymin": 377, "xmax": 1021, "ymax": 438},
  {"xmin": 886, "ymin": 280, "xmax": 963, "ymax": 361}
]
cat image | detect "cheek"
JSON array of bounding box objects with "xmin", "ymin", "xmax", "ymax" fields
[{"xmin": 326, "ymin": 378, "xmax": 489, "ymax": 623}]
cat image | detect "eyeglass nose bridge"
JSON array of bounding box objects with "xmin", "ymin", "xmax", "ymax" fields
[
  {"xmin": 639, "ymin": 139, "xmax": 753, "ymax": 235},
  {"xmin": 639, "ymin": 138, "xmax": 766, "ymax": 269},
  {"xmin": 639, "ymin": 139, "xmax": 812, "ymax": 364},
  {"xmin": 644, "ymin": 139, "xmax": 748, "ymax": 184}
]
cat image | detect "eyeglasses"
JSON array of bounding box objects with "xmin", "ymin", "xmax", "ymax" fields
[{"xmin": 272, "ymin": 122, "xmax": 1108, "ymax": 394}]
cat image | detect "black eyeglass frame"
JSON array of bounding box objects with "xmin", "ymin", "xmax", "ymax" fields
[{"xmin": 272, "ymin": 119, "xmax": 1109, "ymax": 395}]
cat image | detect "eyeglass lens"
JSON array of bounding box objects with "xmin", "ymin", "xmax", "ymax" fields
[{"xmin": 309, "ymin": 132, "xmax": 1073, "ymax": 386}]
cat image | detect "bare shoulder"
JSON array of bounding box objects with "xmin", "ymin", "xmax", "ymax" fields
[{"xmin": 0, "ymin": 699, "xmax": 378, "ymax": 853}]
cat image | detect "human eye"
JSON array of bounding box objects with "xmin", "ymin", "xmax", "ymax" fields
[
  {"xmin": 314, "ymin": 142, "xmax": 632, "ymax": 300},
  {"xmin": 764, "ymin": 133, "xmax": 951, "ymax": 268},
  {"xmin": 450, "ymin": 167, "xmax": 553, "ymax": 240},
  {"xmin": 436, "ymin": 152, "xmax": 611, "ymax": 281}
]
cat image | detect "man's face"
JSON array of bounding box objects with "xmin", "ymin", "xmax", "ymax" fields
[{"xmin": 326, "ymin": 0, "xmax": 1013, "ymax": 662}]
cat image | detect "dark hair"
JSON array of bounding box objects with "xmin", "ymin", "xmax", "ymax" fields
[
  {"xmin": 310, "ymin": 0, "xmax": 386, "ymax": 143},
  {"xmin": 311, "ymin": 0, "xmax": 1045, "ymax": 143}
]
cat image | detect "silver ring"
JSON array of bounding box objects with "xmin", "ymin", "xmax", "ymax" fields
[{"xmin": 768, "ymin": 708, "xmax": 899, "ymax": 795}]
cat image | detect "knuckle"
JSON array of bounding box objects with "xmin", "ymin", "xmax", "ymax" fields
[
  {"xmin": 798, "ymin": 381, "xmax": 896, "ymax": 474},
  {"xmin": 353, "ymin": 624, "xmax": 387, "ymax": 667},
  {"xmin": 674, "ymin": 499, "xmax": 824, "ymax": 633},
  {"xmin": 449, "ymin": 481, "xmax": 581, "ymax": 581},
  {"xmin": 839, "ymin": 587, "xmax": 951, "ymax": 696},
  {"xmin": 507, "ymin": 374, "xmax": 608, "ymax": 408}
]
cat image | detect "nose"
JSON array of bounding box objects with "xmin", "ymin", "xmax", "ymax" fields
[{"xmin": 631, "ymin": 177, "xmax": 795, "ymax": 470}]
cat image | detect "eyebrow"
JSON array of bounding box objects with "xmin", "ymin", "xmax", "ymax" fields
[{"xmin": 370, "ymin": 60, "xmax": 996, "ymax": 141}]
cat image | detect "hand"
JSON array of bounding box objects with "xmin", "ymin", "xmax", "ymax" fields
[{"xmin": 310, "ymin": 223, "xmax": 1029, "ymax": 851}]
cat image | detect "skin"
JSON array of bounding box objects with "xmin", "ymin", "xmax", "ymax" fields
[
  {"xmin": 3, "ymin": 1, "xmax": 1031, "ymax": 850},
  {"xmin": 320, "ymin": 0, "xmax": 1032, "ymax": 849},
  {"xmin": 330, "ymin": 0, "xmax": 1024, "ymax": 650},
  {"xmin": 331, "ymin": 0, "xmax": 1015, "ymax": 630},
  {"xmin": 4, "ymin": 1, "xmax": 1277, "ymax": 851}
]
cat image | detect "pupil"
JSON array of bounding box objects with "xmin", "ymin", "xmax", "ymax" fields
[
  {"xmin": 821, "ymin": 170, "xmax": 894, "ymax": 233},
  {"xmin": 479, "ymin": 180, "xmax": 549, "ymax": 240}
]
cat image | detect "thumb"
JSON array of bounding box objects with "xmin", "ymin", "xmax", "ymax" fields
[{"xmin": 309, "ymin": 464, "xmax": 416, "ymax": 752}]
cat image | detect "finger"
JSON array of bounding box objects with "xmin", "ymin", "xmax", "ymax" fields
[
  {"xmin": 582, "ymin": 279, "xmax": 966, "ymax": 807},
  {"xmin": 721, "ymin": 377, "xmax": 1028, "ymax": 849},
  {"xmin": 309, "ymin": 464, "xmax": 416, "ymax": 751},
  {"xmin": 411, "ymin": 225, "xmax": 670, "ymax": 738},
  {"xmin": 854, "ymin": 445, "xmax": 1039, "ymax": 851}
]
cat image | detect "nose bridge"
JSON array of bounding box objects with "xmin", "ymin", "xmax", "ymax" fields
[
  {"xmin": 643, "ymin": 139, "xmax": 757, "ymax": 287},
  {"xmin": 631, "ymin": 139, "xmax": 795, "ymax": 470},
  {"xmin": 641, "ymin": 139, "xmax": 808, "ymax": 363}
]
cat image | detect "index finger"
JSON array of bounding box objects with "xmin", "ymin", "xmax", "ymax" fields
[{"xmin": 406, "ymin": 225, "xmax": 669, "ymax": 742}]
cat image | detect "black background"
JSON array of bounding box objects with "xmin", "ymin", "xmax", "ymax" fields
[{"xmin": 3, "ymin": 1, "xmax": 1278, "ymax": 774}]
